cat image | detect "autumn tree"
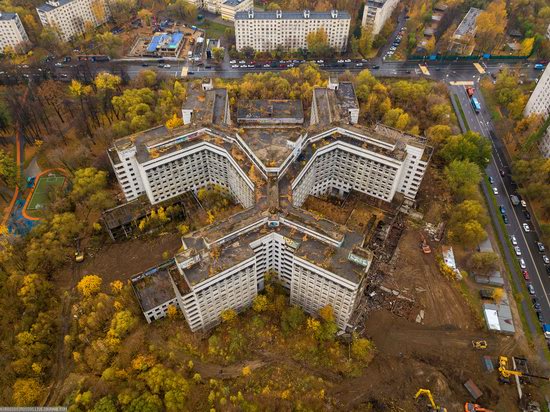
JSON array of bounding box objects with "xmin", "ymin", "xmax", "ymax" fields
[
  {"xmin": 0, "ymin": 149, "xmax": 17, "ymax": 187},
  {"xmin": 165, "ymin": 113, "xmax": 183, "ymax": 130},
  {"xmin": 12, "ymin": 378, "xmax": 44, "ymax": 406},
  {"xmin": 444, "ymin": 159, "xmax": 482, "ymax": 201},
  {"xmin": 358, "ymin": 27, "xmax": 373, "ymax": 57},
  {"xmin": 351, "ymin": 335, "xmax": 375, "ymax": 364},
  {"xmin": 221, "ymin": 308, "xmax": 237, "ymax": 323},
  {"xmin": 448, "ymin": 200, "xmax": 489, "ymax": 247},
  {"xmin": 469, "ymin": 252, "xmax": 499, "ymax": 275},
  {"xmin": 439, "ymin": 131, "xmax": 492, "ymax": 168},
  {"xmin": 306, "ymin": 28, "xmax": 333, "ymax": 57},
  {"xmin": 77, "ymin": 274, "xmax": 103, "ymax": 298},
  {"xmin": 252, "ymin": 295, "xmax": 268, "ymax": 312},
  {"xmin": 475, "ymin": 0, "xmax": 507, "ymax": 51}
]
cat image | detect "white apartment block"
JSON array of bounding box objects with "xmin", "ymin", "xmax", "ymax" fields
[
  {"xmin": 361, "ymin": 0, "xmax": 400, "ymax": 35},
  {"xmin": 220, "ymin": 0, "xmax": 253, "ymax": 21},
  {"xmin": 524, "ymin": 65, "xmax": 550, "ymax": 157},
  {"xmin": 108, "ymin": 128, "xmax": 255, "ymax": 208},
  {"xmin": 234, "ymin": 10, "xmax": 351, "ymax": 52},
  {"xmin": 37, "ymin": 0, "xmax": 111, "ymax": 42},
  {"xmin": 0, "ymin": 12, "xmax": 30, "ymax": 53},
  {"xmin": 292, "ymin": 126, "xmax": 428, "ymax": 207},
  {"xmin": 119, "ymin": 90, "xmax": 431, "ymax": 333}
]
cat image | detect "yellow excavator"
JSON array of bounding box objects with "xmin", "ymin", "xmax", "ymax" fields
[
  {"xmin": 414, "ymin": 389, "xmax": 447, "ymax": 412},
  {"xmin": 499, "ymin": 356, "xmax": 550, "ymax": 380}
]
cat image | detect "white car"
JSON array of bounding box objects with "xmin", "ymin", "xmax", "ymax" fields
[
  {"xmin": 510, "ymin": 235, "xmax": 518, "ymax": 246},
  {"xmin": 231, "ymin": 64, "xmax": 239, "ymax": 68},
  {"xmin": 344, "ymin": 59, "xmax": 351, "ymax": 63},
  {"xmin": 239, "ymin": 60, "xmax": 245, "ymax": 64},
  {"xmin": 337, "ymin": 59, "xmax": 344, "ymax": 63},
  {"xmin": 492, "ymin": 187, "xmax": 499, "ymax": 195},
  {"xmin": 514, "ymin": 246, "xmax": 522, "ymax": 256},
  {"xmin": 240, "ymin": 64, "xmax": 247, "ymax": 68},
  {"xmin": 519, "ymin": 258, "xmax": 527, "ymax": 269},
  {"xmin": 163, "ymin": 64, "xmax": 171, "ymax": 68},
  {"xmin": 317, "ymin": 60, "xmax": 324, "ymax": 63},
  {"xmin": 523, "ymin": 223, "xmax": 530, "ymax": 232},
  {"xmin": 543, "ymin": 255, "xmax": 550, "ymax": 264},
  {"xmin": 521, "ymin": 200, "xmax": 527, "ymax": 208},
  {"xmin": 263, "ymin": 64, "xmax": 270, "ymax": 68},
  {"xmin": 55, "ymin": 62, "xmax": 63, "ymax": 67},
  {"xmin": 229, "ymin": 60, "xmax": 236, "ymax": 64}
]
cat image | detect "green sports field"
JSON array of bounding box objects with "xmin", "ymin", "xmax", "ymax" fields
[{"xmin": 27, "ymin": 174, "xmax": 66, "ymax": 213}]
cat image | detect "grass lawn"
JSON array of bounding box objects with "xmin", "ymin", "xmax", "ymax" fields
[{"xmin": 199, "ymin": 20, "xmax": 229, "ymax": 39}]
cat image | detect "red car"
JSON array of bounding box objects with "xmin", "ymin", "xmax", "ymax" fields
[{"xmin": 522, "ymin": 270, "xmax": 530, "ymax": 280}]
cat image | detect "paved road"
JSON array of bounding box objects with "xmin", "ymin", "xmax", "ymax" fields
[{"xmin": 451, "ymin": 81, "xmax": 550, "ymax": 341}]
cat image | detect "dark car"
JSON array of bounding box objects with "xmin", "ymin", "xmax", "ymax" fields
[
  {"xmin": 536, "ymin": 311, "xmax": 544, "ymax": 323},
  {"xmin": 499, "ymin": 169, "xmax": 505, "ymax": 176},
  {"xmin": 534, "ymin": 302, "xmax": 541, "ymax": 311},
  {"xmin": 141, "ymin": 63, "xmax": 149, "ymax": 67},
  {"xmin": 372, "ymin": 65, "xmax": 380, "ymax": 69},
  {"xmin": 546, "ymin": 266, "xmax": 550, "ymax": 275},
  {"xmin": 502, "ymin": 214, "xmax": 509, "ymax": 224},
  {"xmin": 523, "ymin": 210, "xmax": 531, "ymax": 220},
  {"xmin": 499, "ymin": 205, "xmax": 506, "ymax": 215}
]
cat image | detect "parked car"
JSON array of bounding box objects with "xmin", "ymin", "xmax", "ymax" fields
[
  {"xmin": 231, "ymin": 64, "xmax": 239, "ymax": 68},
  {"xmin": 488, "ymin": 176, "xmax": 494, "ymax": 184},
  {"xmin": 521, "ymin": 199, "xmax": 527, "ymax": 208},
  {"xmin": 514, "ymin": 246, "xmax": 522, "ymax": 256},
  {"xmin": 536, "ymin": 311, "xmax": 544, "ymax": 323},
  {"xmin": 536, "ymin": 241, "xmax": 545, "ymax": 252},
  {"xmin": 520, "ymin": 258, "xmax": 527, "ymax": 269},
  {"xmin": 523, "ymin": 223, "xmax": 531, "ymax": 232},
  {"xmin": 229, "ymin": 60, "xmax": 236, "ymax": 64},
  {"xmin": 163, "ymin": 64, "xmax": 171, "ymax": 68},
  {"xmin": 510, "ymin": 235, "xmax": 518, "ymax": 246},
  {"xmin": 534, "ymin": 302, "xmax": 541, "ymax": 311},
  {"xmin": 527, "ymin": 283, "xmax": 535, "ymax": 294},
  {"xmin": 524, "ymin": 210, "xmax": 531, "ymax": 220},
  {"xmin": 546, "ymin": 266, "xmax": 550, "ymax": 275},
  {"xmin": 499, "ymin": 205, "xmax": 506, "ymax": 214},
  {"xmin": 522, "ymin": 270, "xmax": 530, "ymax": 280},
  {"xmin": 502, "ymin": 214, "xmax": 509, "ymax": 224},
  {"xmin": 492, "ymin": 187, "xmax": 499, "ymax": 195},
  {"xmin": 543, "ymin": 255, "xmax": 550, "ymax": 264},
  {"xmin": 499, "ymin": 169, "xmax": 506, "ymax": 176}
]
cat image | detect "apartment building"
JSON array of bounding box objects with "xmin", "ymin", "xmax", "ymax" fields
[
  {"xmin": 0, "ymin": 12, "xmax": 30, "ymax": 52},
  {"xmin": 524, "ymin": 65, "xmax": 550, "ymax": 157},
  {"xmin": 234, "ymin": 10, "xmax": 351, "ymax": 52},
  {"xmin": 361, "ymin": 0, "xmax": 400, "ymax": 35},
  {"xmin": 37, "ymin": 0, "xmax": 111, "ymax": 42},
  {"xmin": 292, "ymin": 125, "xmax": 430, "ymax": 207},
  {"xmin": 220, "ymin": 0, "xmax": 253, "ymax": 21},
  {"xmin": 117, "ymin": 91, "xmax": 431, "ymax": 332},
  {"xmin": 107, "ymin": 127, "xmax": 255, "ymax": 208}
]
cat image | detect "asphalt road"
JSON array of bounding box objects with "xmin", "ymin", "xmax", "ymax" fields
[{"xmin": 451, "ymin": 82, "xmax": 550, "ymax": 338}]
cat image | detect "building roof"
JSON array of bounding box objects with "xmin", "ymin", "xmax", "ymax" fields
[
  {"xmin": 0, "ymin": 12, "xmax": 18, "ymax": 20},
  {"xmin": 239, "ymin": 127, "xmax": 303, "ymax": 167},
  {"xmin": 182, "ymin": 83, "xmax": 229, "ymax": 126},
  {"xmin": 235, "ymin": 10, "xmax": 351, "ymax": 20},
  {"xmin": 223, "ymin": 0, "xmax": 247, "ymax": 6},
  {"xmin": 236, "ymin": 99, "xmax": 304, "ymax": 123},
  {"xmin": 453, "ymin": 7, "xmax": 482, "ymax": 38},
  {"xmin": 147, "ymin": 32, "xmax": 184, "ymax": 52},
  {"xmin": 131, "ymin": 263, "xmax": 179, "ymax": 312},
  {"xmin": 37, "ymin": 0, "xmax": 74, "ymax": 13},
  {"xmin": 312, "ymin": 82, "xmax": 359, "ymax": 126}
]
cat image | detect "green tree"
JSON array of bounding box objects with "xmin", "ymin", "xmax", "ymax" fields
[
  {"xmin": 212, "ymin": 47, "xmax": 225, "ymax": 62},
  {"xmin": 281, "ymin": 306, "xmax": 305, "ymax": 334},
  {"xmin": 444, "ymin": 159, "xmax": 482, "ymax": 201},
  {"xmin": 358, "ymin": 27, "xmax": 373, "ymax": 57},
  {"xmin": 469, "ymin": 252, "xmax": 499, "ymax": 275},
  {"xmin": 306, "ymin": 28, "xmax": 333, "ymax": 57},
  {"xmin": 92, "ymin": 396, "xmax": 118, "ymax": 412},
  {"xmin": 426, "ymin": 124, "xmax": 452, "ymax": 146},
  {"xmin": 448, "ymin": 200, "xmax": 489, "ymax": 247},
  {"xmin": 439, "ymin": 131, "xmax": 491, "ymax": 168},
  {"xmin": 351, "ymin": 335, "xmax": 375, "ymax": 364},
  {"xmin": 0, "ymin": 149, "xmax": 17, "ymax": 187},
  {"xmin": 95, "ymin": 32, "xmax": 122, "ymax": 57}
]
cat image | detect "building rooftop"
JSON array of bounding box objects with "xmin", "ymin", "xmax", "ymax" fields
[
  {"xmin": 0, "ymin": 11, "xmax": 18, "ymax": 20},
  {"xmin": 239, "ymin": 127, "xmax": 304, "ymax": 167},
  {"xmin": 453, "ymin": 7, "xmax": 482, "ymax": 38},
  {"xmin": 235, "ymin": 10, "xmax": 350, "ymax": 20},
  {"xmin": 147, "ymin": 32, "xmax": 184, "ymax": 52},
  {"xmin": 183, "ymin": 83, "xmax": 229, "ymax": 126},
  {"xmin": 37, "ymin": 0, "xmax": 73, "ymax": 12},
  {"xmin": 312, "ymin": 82, "xmax": 359, "ymax": 126},
  {"xmin": 223, "ymin": 0, "xmax": 247, "ymax": 6},
  {"xmin": 236, "ymin": 99, "xmax": 304, "ymax": 124},
  {"xmin": 131, "ymin": 263, "xmax": 179, "ymax": 312}
]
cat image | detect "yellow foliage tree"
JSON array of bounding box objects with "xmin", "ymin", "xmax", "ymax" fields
[
  {"xmin": 221, "ymin": 308, "xmax": 237, "ymax": 323},
  {"xmin": 492, "ymin": 287, "xmax": 505, "ymax": 303},
  {"xmin": 77, "ymin": 274, "xmax": 102, "ymax": 297},
  {"xmin": 110, "ymin": 280, "xmax": 123, "ymax": 294},
  {"xmin": 167, "ymin": 304, "xmax": 179, "ymax": 319},
  {"xmin": 252, "ymin": 295, "xmax": 268, "ymax": 312},
  {"xmin": 242, "ymin": 366, "xmax": 251, "ymax": 376},
  {"xmin": 306, "ymin": 317, "xmax": 321, "ymax": 334},
  {"xmin": 520, "ymin": 37, "xmax": 535, "ymax": 56},
  {"xmin": 318, "ymin": 304, "xmax": 335, "ymax": 322},
  {"xmin": 12, "ymin": 378, "xmax": 44, "ymax": 406},
  {"xmin": 166, "ymin": 113, "xmax": 183, "ymax": 130}
]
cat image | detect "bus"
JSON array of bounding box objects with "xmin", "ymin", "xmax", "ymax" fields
[
  {"xmin": 471, "ymin": 96, "xmax": 481, "ymax": 113},
  {"xmin": 77, "ymin": 55, "xmax": 110, "ymax": 62}
]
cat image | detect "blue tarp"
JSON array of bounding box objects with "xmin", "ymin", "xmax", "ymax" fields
[{"xmin": 147, "ymin": 32, "xmax": 184, "ymax": 52}]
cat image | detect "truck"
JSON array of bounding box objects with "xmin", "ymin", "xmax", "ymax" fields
[
  {"xmin": 471, "ymin": 96, "xmax": 481, "ymax": 113},
  {"xmin": 543, "ymin": 324, "xmax": 550, "ymax": 339},
  {"xmin": 510, "ymin": 194, "xmax": 520, "ymax": 206},
  {"xmin": 466, "ymin": 86, "xmax": 475, "ymax": 98},
  {"xmin": 534, "ymin": 63, "xmax": 546, "ymax": 70}
]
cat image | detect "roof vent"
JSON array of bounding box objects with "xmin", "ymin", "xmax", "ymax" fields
[
  {"xmin": 248, "ymin": 9, "xmax": 254, "ymax": 18},
  {"xmin": 304, "ymin": 10, "xmax": 310, "ymax": 18},
  {"xmin": 276, "ymin": 10, "xmax": 282, "ymax": 18},
  {"xmin": 331, "ymin": 10, "xmax": 338, "ymax": 18}
]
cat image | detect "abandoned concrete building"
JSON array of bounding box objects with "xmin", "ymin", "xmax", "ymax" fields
[{"xmin": 107, "ymin": 79, "xmax": 432, "ymax": 332}]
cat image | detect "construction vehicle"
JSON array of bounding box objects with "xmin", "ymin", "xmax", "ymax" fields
[
  {"xmin": 498, "ymin": 356, "xmax": 550, "ymax": 380},
  {"xmin": 466, "ymin": 86, "xmax": 475, "ymax": 98},
  {"xmin": 472, "ymin": 340, "xmax": 487, "ymax": 349},
  {"xmin": 74, "ymin": 238, "xmax": 84, "ymax": 263},
  {"xmin": 420, "ymin": 233, "xmax": 432, "ymax": 254},
  {"xmin": 414, "ymin": 389, "xmax": 447, "ymax": 412},
  {"xmin": 464, "ymin": 402, "xmax": 493, "ymax": 412}
]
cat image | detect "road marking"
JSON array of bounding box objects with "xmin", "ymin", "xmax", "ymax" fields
[
  {"xmin": 418, "ymin": 64, "xmax": 430, "ymax": 75},
  {"xmin": 473, "ymin": 62, "xmax": 486, "ymax": 74}
]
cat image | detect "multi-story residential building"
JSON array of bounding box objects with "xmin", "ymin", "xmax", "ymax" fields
[
  {"xmin": 448, "ymin": 7, "xmax": 482, "ymax": 54},
  {"xmin": 220, "ymin": 0, "xmax": 253, "ymax": 21},
  {"xmin": 234, "ymin": 10, "xmax": 351, "ymax": 52},
  {"xmin": 111, "ymin": 84, "xmax": 431, "ymax": 332},
  {"xmin": 361, "ymin": 0, "xmax": 400, "ymax": 35},
  {"xmin": 36, "ymin": 0, "xmax": 111, "ymax": 42},
  {"xmin": 0, "ymin": 12, "xmax": 30, "ymax": 53},
  {"xmin": 524, "ymin": 65, "xmax": 550, "ymax": 157}
]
